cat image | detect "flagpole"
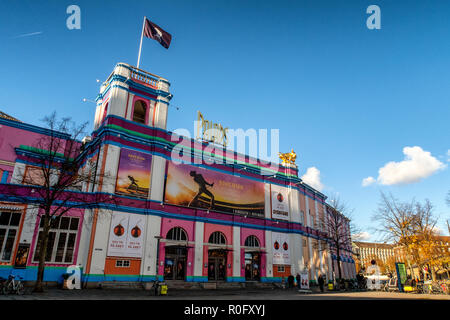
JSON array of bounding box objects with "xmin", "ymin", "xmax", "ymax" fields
[{"xmin": 137, "ymin": 16, "xmax": 146, "ymax": 69}]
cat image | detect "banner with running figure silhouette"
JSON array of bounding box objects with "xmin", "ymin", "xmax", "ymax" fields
[
  {"xmin": 115, "ymin": 148, "xmax": 152, "ymax": 198},
  {"xmin": 164, "ymin": 162, "xmax": 265, "ymax": 216}
]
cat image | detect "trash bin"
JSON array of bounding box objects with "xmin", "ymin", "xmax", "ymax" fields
[{"xmin": 160, "ymin": 282, "xmax": 168, "ymax": 295}]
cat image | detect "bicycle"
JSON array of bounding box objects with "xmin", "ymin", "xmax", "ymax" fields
[
  {"xmin": 151, "ymin": 280, "xmax": 160, "ymax": 296},
  {"xmin": 3, "ymin": 275, "xmax": 25, "ymax": 295}
]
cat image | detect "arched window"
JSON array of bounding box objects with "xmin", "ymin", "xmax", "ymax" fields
[
  {"xmin": 244, "ymin": 235, "xmax": 260, "ymax": 247},
  {"xmin": 132, "ymin": 100, "xmax": 147, "ymax": 124},
  {"xmin": 166, "ymin": 227, "xmax": 188, "ymax": 241},
  {"xmin": 208, "ymin": 231, "xmax": 226, "ymax": 245}
]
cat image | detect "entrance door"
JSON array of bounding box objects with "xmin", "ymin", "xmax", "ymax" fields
[
  {"xmin": 208, "ymin": 250, "xmax": 226, "ymax": 281},
  {"xmin": 245, "ymin": 252, "xmax": 260, "ymax": 281},
  {"xmin": 164, "ymin": 247, "xmax": 186, "ymax": 280}
]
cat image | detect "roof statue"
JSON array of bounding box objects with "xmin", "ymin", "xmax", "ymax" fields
[{"xmin": 278, "ymin": 149, "xmax": 297, "ymax": 166}]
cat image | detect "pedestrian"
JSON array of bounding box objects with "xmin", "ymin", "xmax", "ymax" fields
[
  {"xmin": 296, "ymin": 273, "xmax": 301, "ymax": 289},
  {"xmin": 288, "ymin": 275, "xmax": 294, "ymax": 289},
  {"xmin": 318, "ymin": 274, "xmax": 325, "ymax": 292}
]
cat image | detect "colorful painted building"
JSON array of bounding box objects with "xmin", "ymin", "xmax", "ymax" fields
[{"xmin": 0, "ymin": 63, "xmax": 356, "ymax": 287}]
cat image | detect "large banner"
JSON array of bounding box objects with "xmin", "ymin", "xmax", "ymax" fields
[
  {"xmin": 107, "ymin": 213, "xmax": 145, "ymax": 258},
  {"xmin": 115, "ymin": 148, "xmax": 152, "ymax": 198},
  {"xmin": 164, "ymin": 162, "xmax": 265, "ymax": 216},
  {"xmin": 271, "ymin": 185, "xmax": 290, "ymax": 220},
  {"xmin": 272, "ymin": 232, "xmax": 290, "ymax": 265}
]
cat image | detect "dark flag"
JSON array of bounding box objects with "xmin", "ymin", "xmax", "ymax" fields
[{"xmin": 143, "ymin": 18, "xmax": 172, "ymax": 49}]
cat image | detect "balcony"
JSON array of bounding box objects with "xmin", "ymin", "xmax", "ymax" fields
[{"xmin": 101, "ymin": 62, "xmax": 170, "ymax": 94}]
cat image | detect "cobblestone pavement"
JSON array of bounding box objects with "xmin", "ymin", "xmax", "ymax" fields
[{"xmin": 0, "ymin": 287, "xmax": 449, "ymax": 300}]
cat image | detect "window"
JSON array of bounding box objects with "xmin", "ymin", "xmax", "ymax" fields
[
  {"xmin": 0, "ymin": 211, "xmax": 22, "ymax": 262},
  {"xmin": 244, "ymin": 235, "xmax": 260, "ymax": 247},
  {"xmin": 33, "ymin": 216, "xmax": 80, "ymax": 264},
  {"xmin": 208, "ymin": 231, "xmax": 226, "ymax": 245},
  {"xmin": 166, "ymin": 227, "xmax": 188, "ymax": 241},
  {"xmin": 22, "ymin": 166, "xmax": 45, "ymax": 186},
  {"xmin": 277, "ymin": 265, "xmax": 285, "ymax": 272},
  {"xmin": 132, "ymin": 100, "xmax": 147, "ymax": 124},
  {"xmin": 116, "ymin": 260, "xmax": 130, "ymax": 267}
]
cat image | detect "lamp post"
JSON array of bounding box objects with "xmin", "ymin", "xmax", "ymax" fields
[{"xmin": 155, "ymin": 236, "xmax": 163, "ymax": 280}]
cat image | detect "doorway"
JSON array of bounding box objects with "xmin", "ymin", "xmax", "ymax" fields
[
  {"xmin": 208, "ymin": 249, "xmax": 227, "ymax": 281},
  {"xmin": 245, "ymin": 252, "xmax": 260, "ymax": 281},
  {"xmin": 164, "ymin": 246, "xmax": 186, "ymax": 280}
]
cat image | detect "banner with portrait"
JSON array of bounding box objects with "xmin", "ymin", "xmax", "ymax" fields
[
  {"xmin": 164, "ymin": 162, "xmax": 265, "ymax": 216},
  {"xmin": 300, "ymin": 270, "xmax": 309, "ymax": 290},
  {"xmin": 115, "ymin": 148, "xmax": 152, "ymax": 198},
  {"xmin": 272, "ymin": 232, "xmax": 290, "ymax": 265},
  {"xmin": 271, "ymin": 184, "xmax": 290, "ymax": 220},
  {"xmin": 107, "ymin": 212, "xmax": 144, "ymax": 258}
]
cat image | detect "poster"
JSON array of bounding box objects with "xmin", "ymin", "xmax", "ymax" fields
[
  {"xmin": 300, "ymin": 271, "xmax": 309, "ymax": 290},
  {"xmin": 272, "ymin": 232, "xmax": 290, "ymax": 265},
  {"xmin": 164, "ymin": 162, "xmax": 265, "ymax": 216},
  {"xmin": 396, "ymin": 262, "xmax": 407, "ymax": 285},
  {"xmin": 14, "ymin": 243, "xmax": 30, "ymax": 268},
  {"xmin": 271, "ymin": 184, "xmax": 290, "ymax": 220},
  {"xmin": 107, "ymin": 213, "xmax": 144, "ymax": 258},
  {"xmin": 115, "ymin": 148, "xmax": 152, "ymax": 198}
]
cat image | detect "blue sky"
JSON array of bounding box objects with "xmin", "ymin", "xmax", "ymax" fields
[{"xmin": 1, "ymin": 0, "xmax": 449, "ymax": 240}]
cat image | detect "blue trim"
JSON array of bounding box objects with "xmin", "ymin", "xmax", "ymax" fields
[
  {"xmin": 1, "ymin": 170, "xmax": 9, "ymax": 183},
  {"xmin": 0, "ymin": 185, "xmax": 327, "ymax": 240}
]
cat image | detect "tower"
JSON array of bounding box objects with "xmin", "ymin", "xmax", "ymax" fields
[{"xmin": 93, "ymin": 63, "xmax": 172, "ymax": 131}]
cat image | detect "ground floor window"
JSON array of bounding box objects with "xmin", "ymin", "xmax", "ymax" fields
[
  {"xmin": 244, "ymin": 252, "xmax": 260, "ymax": 281},
  {"xmin": 33, "ymin": 216, "xmax": 80, "ymax": 264},
  {"xmin": 0, "ymin": 211, "xmax": 22, "ymax": 262}
]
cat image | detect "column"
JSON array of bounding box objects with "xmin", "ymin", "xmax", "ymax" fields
[
  {"xmin": 232, "ymin": 226, "xmax": 241, "ymax": 281},
  {"xmin": 193, "ymin": 221, "xmax": 205, "ymax": 281}
]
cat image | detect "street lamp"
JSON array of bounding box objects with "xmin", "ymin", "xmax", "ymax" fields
[{"xmin": 154, "ymin": 236, "xmax": 163, "ymax": 280}]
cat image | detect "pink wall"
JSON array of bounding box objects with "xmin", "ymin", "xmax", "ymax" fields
[
  {"xmin": 240, "ymin": 228, "xmax": 266, "ymax": 278},
  {"xmin": 158, "ymin": 218, "xmax": 195, "ymax": 277},
  {"xmin": 202, "ymin": 223, "xmax": 233, "ymax": 278},
  {"xmin": 0, "ymin": 123, "xmax": 66, "ymax": 163}
]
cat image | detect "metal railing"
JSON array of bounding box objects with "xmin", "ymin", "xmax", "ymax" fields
[{"xmin": 129, "ymin": 66, "xmax": 160, "ymax": 88}]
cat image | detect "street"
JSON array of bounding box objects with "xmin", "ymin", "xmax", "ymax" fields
[{"xmin": 0, "ymin": 287, "xmax": 449, "ymax": 300}]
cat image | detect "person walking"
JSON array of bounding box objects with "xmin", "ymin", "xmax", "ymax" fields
[
  {"xmin": 318, "ymin": 274, "xmax": 325, "ymax": 292},
  {"xmin": 296, "ymin": 273, "xmax": 301, "ymax": 289},
  {"xmin": 287, "ymin": 275, "xmax": 294, "ymax": 289}
]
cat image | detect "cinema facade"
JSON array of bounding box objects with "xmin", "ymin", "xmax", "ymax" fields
[{"xmin": 0, "ymin": 63, "xmax": 356, "ymax": 287}]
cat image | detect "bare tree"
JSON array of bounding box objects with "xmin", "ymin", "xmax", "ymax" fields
[
  {"xmin": 372, "ymin": 191, "xmax": 444, "ymax": 280},
  {"xmin": 318, "ymin": 195, "xmax": 357, "ymax": 288},
  {"xmin": 4, "ymin": 112, "xmax": 117, "ymax": 292}
]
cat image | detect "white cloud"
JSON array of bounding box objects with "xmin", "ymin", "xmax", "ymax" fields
[
  {"xmin": 447, "ymin": 149, "xmax": 450, "ymax": 162},
  {"xmin": 374, "ymin": 146, "xmax": 446, "ymax": 185},
  {"xmin": 353, "ymin": 232, "xmax": 371, "ymax": 241},
  {"xmin": 362, "ymin": 176, "xmax": 376, "ymax": 187},
  {"xmin": 301, "ymin": 167, "xmax": 324, "ymax": 191}
]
